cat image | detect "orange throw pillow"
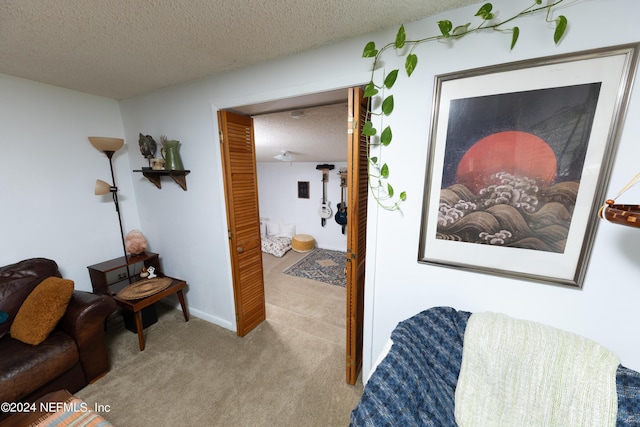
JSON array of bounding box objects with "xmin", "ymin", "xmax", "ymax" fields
[{"xmin": 10, "ymin": 277, "xmax": 74, "ymax": 345}]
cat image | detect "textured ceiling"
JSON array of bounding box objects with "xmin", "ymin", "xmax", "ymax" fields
[
  {"xmin": 0, "ymin": 0, "xmax": 480, "ymax": 100},
  {"xmin": 254, "ymin": 103, "xmax": 348, "ymax": 162},
  {"xmin": 1, "ymin": 0, "xmax": 481, "ymax": 163}
]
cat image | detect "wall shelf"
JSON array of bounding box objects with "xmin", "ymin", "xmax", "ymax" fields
[{"xmin": 133, "ymin": 169, "xmax": 190, "ymax": 190}]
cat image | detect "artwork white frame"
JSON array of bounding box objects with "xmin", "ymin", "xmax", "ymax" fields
[{"xmin": 418, "ymin": 44, "xmax": 639, "ymax": 287}]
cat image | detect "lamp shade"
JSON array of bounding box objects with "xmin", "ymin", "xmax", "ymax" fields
[
  {"xmin": 95, "ymin": 179, "xmax": 113, "ymax": 195},
  {"xmin": 89, "ymin": 137, "xmax": 124, "ymax": 152}
]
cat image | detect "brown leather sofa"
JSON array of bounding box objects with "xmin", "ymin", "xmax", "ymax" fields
[{"xmin": 0, "ymin": 258, "xmax": 115, "ymax": 420}]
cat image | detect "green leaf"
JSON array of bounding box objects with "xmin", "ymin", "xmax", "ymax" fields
[
  {"xmin": 381, "ymin": 163, "xmax": 389, "ymax": 178},
  {"xmin": 475, "ymin": 3, "xmax": 494, "ymax": 20},
  {"xmin": 384, "ymin": 70, "xmax": 399, "ymax": 89},
  {"xmin": 362, "ymin": 121, "xmax": 376, "ymax": 136},
  {"xmin": 381, "ymin": 95, "xmax": 394, "ymax": 116},
  {"xmin": 380, "ymin": 126, "xmax": 392, "ymax": 146},
  {"xmin": 510, "ymin": 27, "xmax": 520, "ymax": 50},
  {"xmin": 362, "ymin": 41, "xmax": 378, "ymax": 58},
  {"xmin": 475, "ymin": 3, "xmax": 492, "ymax": 16},
  {"xmin": 400, "ymin": 191, "xmax": 407, "ymax": 201},
  {"xmin": 452, "ymin": 23, "xmax": 471, "ymax": 38},
  {"xmin": 554, "ymin": 16, "xmax": 567, "ymax": 44},
  {"xmin": 370, "ymin": 157, "xmax": 378, "ymax": 164},
  {"xmin": 387, "ymin": 183, "xmax": 394, "ymax": 197},
  {"xmin": 395, "ymin": 25, "xmax": 406, "ymax": 49},
  {"xmin": 438, "ymin": 20, "xmax": 453, "ymax": 38},
  {"xmin": 364, "ymin": 82, "xmax": 378, "ymax": 98},
  {"xmin": 405, "ymin": 54, "xmax": 418, "ymax": 77}
]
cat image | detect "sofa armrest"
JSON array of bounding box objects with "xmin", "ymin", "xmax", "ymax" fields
[{"xmin": 57, "ymin": 291, "xmax": 116, "ymax": 383}]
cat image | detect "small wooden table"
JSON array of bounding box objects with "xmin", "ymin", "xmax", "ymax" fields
[{"xmin": 113, "ymin": 277, "xmax": 189, "ymax": 351}]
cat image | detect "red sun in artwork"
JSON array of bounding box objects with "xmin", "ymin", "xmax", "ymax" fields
[{"xmin": 456, "ymin": 130, "xmax": 557, "ymax": 194}]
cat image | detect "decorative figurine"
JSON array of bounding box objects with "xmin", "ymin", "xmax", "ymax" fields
[
  {"xmin": 146, "ymin": 266, "xmax": 157, "ymax": 279},
  {"xmin": 139, "ymin": 267, "xmax": 149, "ymax": 278},
  {"xmin": 138, "ymin": 133, "xmax": 157, "ymax": 168},
  {"xmin": 151, "ymin": 158, "xmax": 165, "ymax": 170}
]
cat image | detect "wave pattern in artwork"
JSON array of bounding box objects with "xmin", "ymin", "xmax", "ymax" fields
[{"xmin": 437, "ymin": 172, "xmax": 579, "ymax": 253}]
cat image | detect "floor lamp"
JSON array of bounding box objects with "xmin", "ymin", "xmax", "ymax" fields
[{"xmin": 89, "ymin": 136, "xmax": 132, "ymax": 284}]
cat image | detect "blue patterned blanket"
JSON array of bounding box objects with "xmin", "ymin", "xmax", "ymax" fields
[{"xmin": 350, "ymin": 307, "xmax": 640, "ymax": 426}]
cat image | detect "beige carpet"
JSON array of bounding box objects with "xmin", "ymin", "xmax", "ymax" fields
[{"xmin": 76, "ymin": 251, "xmax": 363, "ymax": 426}]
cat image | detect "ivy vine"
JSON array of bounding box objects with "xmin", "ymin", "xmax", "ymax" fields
[{"xmin": 362, "ymin": 0, "xmax": 569, "ymax": 211}]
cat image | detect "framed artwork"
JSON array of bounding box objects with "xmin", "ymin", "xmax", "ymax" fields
[
  {"xmin": 418, "ymin": 44, "xmax": 639, "ymax": 287},
  {"xmin": 298, "ymin": 181, "xmax": 309, "ymax": 199}
]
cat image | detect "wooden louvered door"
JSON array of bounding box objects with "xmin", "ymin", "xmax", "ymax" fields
[
  {"xmin": 346, "ymin": 87, "xmax": 368, "ymax": 385},
  {"xmin": 217, "ymin": 110, "xmax": 266, "ymax": 337}
]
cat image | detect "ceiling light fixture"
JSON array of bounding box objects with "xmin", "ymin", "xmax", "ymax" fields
[{"xmin": 274, "ymin": 150, "xmax": 294, "ymax": 162}]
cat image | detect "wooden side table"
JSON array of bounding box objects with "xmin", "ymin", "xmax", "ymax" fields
[
  {"xmin": 87, "ymin": 252, "xmax": 161, "ymax": 296},
  {"xmin": 113, "ymin": 277, "xmax": 189, "ymax": 351},
  {"xmin": 88, "ymin": 252, "xmax": 162, "ymax": 331}
]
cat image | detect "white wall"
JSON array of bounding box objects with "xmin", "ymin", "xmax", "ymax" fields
[
  {"xmin": 118, "ymin": 35, "xmax": 370, "ymax": 332},
  {"xmin": 118, "ymin": 0, "xmax": 640, "ymax": 376},
  {"xmin": 257, "ymin": 162, "xmax": 348, "ymax": 251},
  {"xmin": 4, "ymin": 0, "xmax": 638, "ymax": 379},
  {"xmin": 0, "ymin": 74, "xmax": 139, "ymax": 288},
  {"xmin": 118, "ymin": 84, "xmax": 236, "ymax": 330},
  {"xmin": 361, "ymin": 0, "xmax": 640, "ymax": 377}
]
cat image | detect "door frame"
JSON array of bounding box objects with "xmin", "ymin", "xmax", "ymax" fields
[{"xmin": 216, "ymin": 84, "xmax": 369, "ymax": 382}]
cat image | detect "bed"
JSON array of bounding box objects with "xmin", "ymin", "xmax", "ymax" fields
[
  {"xmin": 260, "ymin": 219, "xmax": 295, "ymax": 257},
  {"xmin": 350, "ymin": 307, "xmax": 640, "ymax": 426}
]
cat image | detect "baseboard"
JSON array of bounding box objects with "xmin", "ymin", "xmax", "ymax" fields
[{"xmin": 161, "ymin": 301, "xmax": 236, "ymax": 332}]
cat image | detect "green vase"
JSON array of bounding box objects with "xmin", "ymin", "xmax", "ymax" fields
[{"xmin": 161, "ymin": 140, "xmax": 184, "ymax": 170}]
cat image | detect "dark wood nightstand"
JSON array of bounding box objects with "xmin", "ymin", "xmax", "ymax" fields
[
  {"xmin": 87, "ymin": 252, "xmax": 162, "ymax": 331},
  {"xmin": 113, "ymin": 277, "xmax": 189, "ymax": 351}
]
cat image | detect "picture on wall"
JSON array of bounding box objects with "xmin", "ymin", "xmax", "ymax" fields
[
  {"xmin": 418, "ymin": 44, "xmax": 639, "ymax": 287},
  {"xmin": 298, "ymin": 181, "xmax": 310, "ymax": 199}
]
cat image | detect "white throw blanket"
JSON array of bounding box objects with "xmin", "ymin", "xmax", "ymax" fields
[{"xmin": 455, "ymin": 312, "xmax": 620, "ymax": 426}]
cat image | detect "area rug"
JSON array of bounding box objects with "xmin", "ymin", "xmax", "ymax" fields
[{"xmin": 284, "ymin": 248, "xmax": 347, "ymax": 287}]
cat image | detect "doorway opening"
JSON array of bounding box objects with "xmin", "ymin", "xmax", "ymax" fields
[
  {"xmin": 218, "ymin": 86, "xmax": 367, "ymax": 384},
  {"xmin": 254, "ymin": 102, "xmax": 350, "ymax": 363}
]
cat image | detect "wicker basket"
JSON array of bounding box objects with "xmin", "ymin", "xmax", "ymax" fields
[{"xmin": 117, "ymin": 277, "xmax": 172, "ymax": 300}]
